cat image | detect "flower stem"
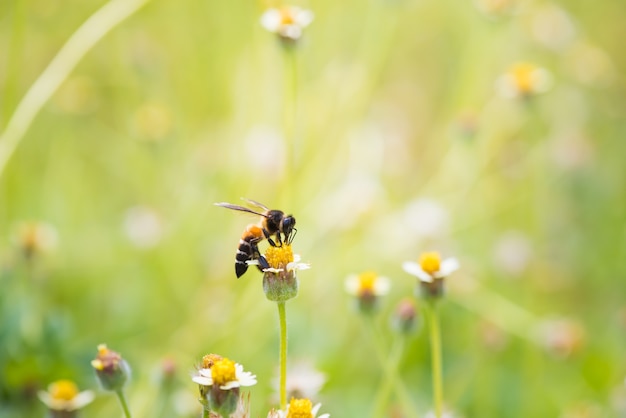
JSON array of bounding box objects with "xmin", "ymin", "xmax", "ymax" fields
[
  {"xmin": 371, "ymin": 335, "xmax": 405, "ymax": 418},
  {"xmin": 427, "ymin": 301, "xmax": 444, "ymax": 418},
  {"xmin": 202, "ymin": 409, "xmax": 210, "ymax": 418},
  {"xmin": 115, "ymin": 389, "xmax": 132, "ymax": 418},
  {"xmin": 281, "ymin": 47, "xmax": 298, "ymax": 209},
  {"xmin": 0, "ymin": 0, "xmax": 151, "ymax": 179},
  {"xmin": 277, "ymin": 301, "xmax": 288, "ymax": 410},
  {"xmin": 361, "ymin": 316, "xmax": 419, "ymax": 418}
]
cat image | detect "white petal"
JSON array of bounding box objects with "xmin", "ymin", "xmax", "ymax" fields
[
  {"xmin": 192, "ymin": 375, "xmax": 212, "ymax": 386},
  {"xmin": 263, "ymin": 267, "xmax": 284, "ymax": 273},
  {"xmin": 311, "ymin": 403, "xmax": 322, "ymax": 415},
  {"xmin": 279, "ymin": 25, "xmax": 302, "ymax": 40},
  {"xmin": 288, "ymin": 261, "xmax": 310, "ymax": 271},
  {"xmin": 293, "ymin": 254, "xmax": 301, "ymax": 263},
  {"xmin": 495, "ymin": 74, "xmax": 519, "ymax": 98},
  {"xmin": 531, "ymin": 68, "xmax": 552, "ymax": 93},
  {"xmin": 220, "ymin": 381, "xmax": 241, "ymax": 390},
  {"xmin": 260, "ymin": 9, "xmax": 281, "ymax": 32},
  {"xmin": 295, "ymin": 10, "xmax": 314, "ymax": 27},
  {"xmin": 374, "ymin": 276, "xmax": 391, "ymax": 295},
  {"xmin": 344, "ymin": 275, "xmax": 360, "ymax": 295},
  {"xmin": 72, "ymin": 391, "xmax": 95, "ymax": 409},
  {"xmin": 402, "ymin": 261, "xmax": 433, "ymax": 283},
  {"xmin": 438, "ymin": 257, "xmax": 460, "ymax": 276},
  {"xmin": 317, "ymin": 414, "xmax": 331, "ymax": 418}
]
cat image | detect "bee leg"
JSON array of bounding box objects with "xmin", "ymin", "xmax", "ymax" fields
[
  {"xmin": 263, "ymin": 228, "xmax": 278, "ymax": 247},
  {"xmin": 258, "ymin": 255, "xmax": 270, "ymax": 270}
]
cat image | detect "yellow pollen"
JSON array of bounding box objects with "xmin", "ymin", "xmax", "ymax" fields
[
  {"xmin": 210, "ymin": 358, "xmax": 237, "ymax": 386},
  {"xmin": 287, "ymin": 398, "xmax": 314, "ymax": 418},
  {"xmin": 511, "ymin": 62, "xmax": 537, "ymax": 93},
  {"xmin": 419, "ymin": 251, "xmax": 441, "ymax": 275},
  {"xmin": 49, "ymin": 380, "xmax": 79, "ymax": 401},
  {"xmin": 279, "ymin": 8, "xmax": 295, "ymax": 25},
  {"xmin": 358, "ymin": 271, "xmax": 377, "ymax": 293},
  {"xmin": 97, "ymin": 344, "xmax": 109, "ymax": 356},
  {"xmin": 265, "ymin": 244, "xmax": 294, "ymax": 269},
  {"xmin": 201, "ymin": 353, "xmax": 223, "ymax": 369},
  {"xmin": 90, "ymin": 359, "xmax": 104, "ymax": 370}
]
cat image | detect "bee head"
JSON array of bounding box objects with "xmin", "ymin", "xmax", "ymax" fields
[{"xmin": 281, "ymin": 215, "xmax": 296, "ymax": 243}]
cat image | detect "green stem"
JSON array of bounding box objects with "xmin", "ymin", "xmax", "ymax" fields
[
  {"xmin": 371, "ymin": 335, "xmax": 405, "ymax": 418},
  {"xmin": 115, "ymin": 389, "xmax": 132, "ymax": 418},
  {"xmin": 202, "ymin": 409, "xmax": 210, "ymax": 418},
  {"xmin": 281, "ymin": 47, "xmax": 297, "ymax": 209},
  {"xmin": 277, "ymin": 301, "xmax": 288, "ymax": 410},
  {"xmin": 0, "ymin": 0, "xmax": 151, "ymax": 179},
  {"xmin": 427, "ymin": 301, "xmax": 444, "ymax": 418},
  {"xmin": 361, "ymin": 316, "xmax": 419, "ymax": 418}
]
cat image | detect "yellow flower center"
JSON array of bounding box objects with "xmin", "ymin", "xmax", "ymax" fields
[
  {"xmin": 265, "ymin": 244, "xmax": 294, "ymax": 269},
  {"xmin": 419, "ymin": 251, "xmax": 441, "ymax": 275},
  {"xmin": 358, "ymin": 271, "xmax": 377, "ymax": 294},
  {"xmin": 280, "ymin": 8, "xmax": 295, "ymax": 25},
  {"xmin": 211, "ymin": 358, "xmax": 237, "ymax": 386},
  {"xmin": 511, "ymin": 62, "xmax": 537, "ymax": 93},
  {"xmin": 49, "ymin": 380, "xmax": 79, "ymax": 401},
  {"xmin": 201, "ymin": 353, "xmax": 223, "ymax": 369},
  {"xmin": 287, "ymin": 398, "xmax": 314, "ymax": 418}
]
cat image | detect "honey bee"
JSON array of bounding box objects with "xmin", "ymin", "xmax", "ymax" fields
[{"xmin": 215, "ymin": 199, "xmax": 297, "ymax": 278}]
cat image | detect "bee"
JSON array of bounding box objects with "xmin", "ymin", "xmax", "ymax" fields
[{"xmin": 215, "ymin": 199, "xmax": 297, "ymax": 278}]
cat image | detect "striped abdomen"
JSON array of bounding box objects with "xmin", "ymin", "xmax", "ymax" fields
[{"xmin": 235, "ymin": 224, "xmax": 265, "ymax": 278}]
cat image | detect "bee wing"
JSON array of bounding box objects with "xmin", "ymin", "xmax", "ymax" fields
[
  {"xmin": 214, "ymin": 202, "xmax": 267, "ymax": 217},
  {"xmin": 240, "ymin": 198, "xmax": 270, "ymax": 212}
]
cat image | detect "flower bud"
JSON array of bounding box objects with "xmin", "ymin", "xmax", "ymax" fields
[
  {"xmin": 91, "ymin": 344, "xmax": 130, "ymax": 391},
  {"xmin": 392, "ymin": 298, "xmax": 419, "ymax": 334}
]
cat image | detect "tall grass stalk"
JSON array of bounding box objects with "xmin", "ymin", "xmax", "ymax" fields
[{"xmin": 0, "ymin": 0, "xmax": 151, "ymax": 179}]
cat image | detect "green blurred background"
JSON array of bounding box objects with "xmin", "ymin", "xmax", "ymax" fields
[{"xmin": 1, "ymin": 0, "xmax": 625, "ymax": 416}]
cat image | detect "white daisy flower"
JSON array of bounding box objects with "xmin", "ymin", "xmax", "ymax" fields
[
  {"xmin": 38, "ymin": 380, "xmax": 94, "ymax": 412},
  {"xmin": 192, "ymin": 358, "xmax": 257, "ymax": 390},
  {"xmin": 403, "ymin": 251, "xmax": 459, "ymax": 299},
  {"xmin": 268, "ymin": 397, "xmax": 330, "ymax": 418},
  {"xmin": 402, "ymin": 252, "xmax": 459, "ymax": 283},
  {"xmin": 260, "ymin": 6, "xmax": 314, "ymax": 42},
  {"xmin": 495, "ymin": 62, "xmax": 552, "ymax": 99},
  {"xmin": 345, "ymin": 271, "xmax": 391, "ymax": 297}
]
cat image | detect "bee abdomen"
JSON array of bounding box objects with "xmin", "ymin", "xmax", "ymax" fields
[{"xmin": 235, "ymin": 225, "xmax": 264, "ymax": 278}]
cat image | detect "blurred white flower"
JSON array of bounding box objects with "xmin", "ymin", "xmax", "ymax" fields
[
  {"xmin": 123, "ymin": 206, "xmax": 163, "ymax": 249},
  {"xmin": 492, "ymin": 230, "xmax": 533, "ymax": 276},
  {"xmin": 495, "ymin": 62, "xmax": 552, "ymax": 99},
  {"xmin": 272, "ymin": 361, "xmax": 327, "ymax": 401},
  {"xmin": 260, "ymin": 6, "xmax": 314, "ymax": 42},
  {"xmin": 38, "ymin": 380, "xmax": 94, "ymax": 412},
  {"xmin": 345, "ymin": 271, "xmax": 391, "ymax": 298},
  {"xmin": 403, "ymin": 252, "xmax": 459, "ymax": 284},
  {"xmin": 12, "ymin": 221, "xmax": 58, "ymax": 257},
  {"xmin": 530, "ymin": 4, "xmax": 576, "ymax": 50},
  {"xmin": 345, "ymin": 271, "xmax": 391, "ymax": 313},
  {"xmin": 403, "ymin": 198, "xmax": 450, "ymax": 240}
]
